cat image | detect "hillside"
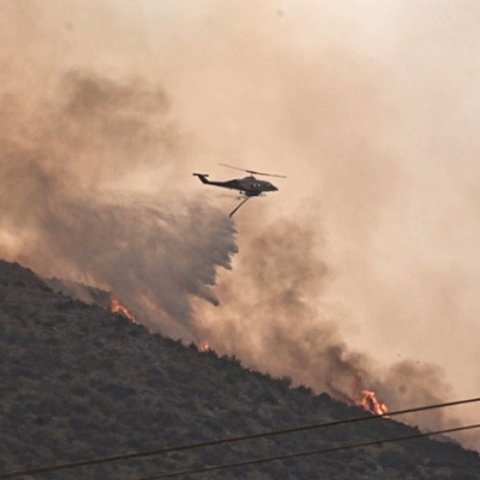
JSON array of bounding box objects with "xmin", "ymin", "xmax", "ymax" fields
[{"xmin": 0, "ymin": 259, "xmax": 479, "ymax": 479}]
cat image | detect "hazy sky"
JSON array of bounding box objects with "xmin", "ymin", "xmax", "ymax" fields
[{"xmin": 1, "ymin": 0, "xmax": 479, "ymax": 446}]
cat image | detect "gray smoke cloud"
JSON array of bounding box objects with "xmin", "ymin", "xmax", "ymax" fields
[
  {"xmin": 0, "ymin": 71, "xmax": 237, "ymax": 335},
  {"xmin": 1, "ymin": 0, "xmax": 478, "ymax": 449},
  {"xmin": 193, "ymin": 218, "xmax": 456, "ymax": 433}
]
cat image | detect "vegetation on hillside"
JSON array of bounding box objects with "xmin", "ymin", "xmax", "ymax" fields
[{"xmin": 1, "ymin": 260, "xmax": 479, "ymax": 479}]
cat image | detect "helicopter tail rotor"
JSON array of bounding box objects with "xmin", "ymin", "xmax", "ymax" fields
[{"xmin": 193, "ymin": 173, "xmax": 211, "ymax": 184}]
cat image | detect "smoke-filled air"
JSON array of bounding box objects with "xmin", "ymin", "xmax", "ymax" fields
[{"xmin": 1, "ymin": 0, "xmax": 479, "ymax": 448}]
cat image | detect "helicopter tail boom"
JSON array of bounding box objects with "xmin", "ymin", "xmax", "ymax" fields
[{"xmin": 193, "ymin": 173, "xmax": 241, "ymax": 190}]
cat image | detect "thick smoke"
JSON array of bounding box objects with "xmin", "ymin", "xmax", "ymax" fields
[
  {"xmin": 0, "ymin": 72, "xmax": 237, "ymax": 335},
  {"xmin": 194, "ymin": 218, "xmax": 456, "ymax": 432},
  {"xmin": 1, "ymin": 0, "xmax": 478, "ymax": 449}
]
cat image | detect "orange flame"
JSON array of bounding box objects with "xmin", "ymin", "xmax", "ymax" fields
[
  {"xmin": 200, "ymin": 341, "xmax": 211, "ymax": 352},
  {"xmin": 359, "ymin": 389, "xmax": 389, "ymax": 416},
  {"xmin": 109, "ymin": 296, "xmax": 137, "ymax": 323}
]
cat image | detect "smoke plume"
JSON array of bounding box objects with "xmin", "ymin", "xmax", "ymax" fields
[
  {"xmin": 193, "ymin": 218, "xmax": 456, "ymax": 431},
  {"xmin": 0, "ymin": 71, "xmax": 237, "ymax": 335},
  {"xmin": 1, "ymin": 0, "xmax": 478, "ymax": 449}
]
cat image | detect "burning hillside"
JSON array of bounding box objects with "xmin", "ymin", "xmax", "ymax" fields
[
  {"xmin": 359, "ymin": 390, "xmax": 389, "ymax": 416},
  {"xmin": 0, "ymin": 11, "xmax": 475, "ymax": 454},
  {"xmin": 1, "ymin": 0, "xmax": 480, "ymax": 462},
  {"xmin": 191, "ymin": 220, "xmax": 469, "ymax": 446},
  {"xmin": 1, "ymin": 259, "xmax": 479, "ymax": 480},
  {"xmin": 108, "ymin": 295, "xmax": 137, "ymax": 323}
]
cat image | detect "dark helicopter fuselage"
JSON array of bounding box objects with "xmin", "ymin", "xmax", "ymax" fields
[{"xmin": 193, "ymin": 174, "xmax": 278, "ymax": 196}]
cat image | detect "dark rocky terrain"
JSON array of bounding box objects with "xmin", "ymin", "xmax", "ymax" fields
[{"xmin": 1, "ymin": 259, "xmax": 479, "ymax": 479}]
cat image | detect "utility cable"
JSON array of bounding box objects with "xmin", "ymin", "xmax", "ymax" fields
[
  {"xmin": 138, "ymin": 423, "xmax": 480, "ymax": 479},
  {"xmin": 0, "ymin": 396, "xmax": 479, "ymax": 479}
]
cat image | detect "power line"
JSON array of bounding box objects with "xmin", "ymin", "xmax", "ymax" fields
[
  {"xmin": 0, "ymin": 396, "xmax": 478, "ymax": 479},
  {"xmin": 138, "ymin": 423, "xmax": 480, "ymax": 479}
]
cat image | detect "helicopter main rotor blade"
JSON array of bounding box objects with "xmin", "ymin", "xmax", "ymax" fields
[
  {"xmin": 219, "ymin": 163, "xmax": 286, "ymax": 178},
  {"xmin": 245, "ymin": 169, "xmax": 286, "ymax": 178}
]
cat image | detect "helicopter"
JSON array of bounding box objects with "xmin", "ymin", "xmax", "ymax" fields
[{"xmin": 193, "ymin": 163, "xmax": 286, "ymax": 217}]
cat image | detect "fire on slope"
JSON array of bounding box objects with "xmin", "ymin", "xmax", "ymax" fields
[
  {"xmin": 198, "ymin": 341, "xmax": 388, "ymax": 416},
  {"xmin": 197, "ymin": 341, "xmax": 388, "ymax": 414},
  {"xmin": 108, "ymin": 296, "xmax": 137, "ymax": 323},
  {"xmin": 106, "ymin": 299, "xmax": 388, "ymax": 415},
  {"xmin": 359, "ymin": 389, "xmax": 389, "ymax": 416},
  {"xmin": 353, "ymin": 372, "xmax": 389, "ymax": 415}
]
